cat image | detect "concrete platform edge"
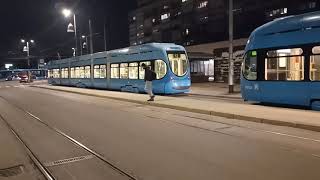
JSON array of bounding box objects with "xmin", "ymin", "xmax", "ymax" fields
[{"xmin": 31, "ymin": 85, "xmax": 320, "ymax": 133}]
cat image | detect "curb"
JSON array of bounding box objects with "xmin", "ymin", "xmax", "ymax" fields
[
  {"xmin": 31, "ymin": 85, "xmax": 320, "ymax": 133},
  {"xmin": 188, "ymin": 93, "xmax": 242, "ymax": 100}
]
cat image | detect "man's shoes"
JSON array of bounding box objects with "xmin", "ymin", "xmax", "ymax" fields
[{"xmin": 147, "ymin": 96, "xmax": 155, "ymax": 102}]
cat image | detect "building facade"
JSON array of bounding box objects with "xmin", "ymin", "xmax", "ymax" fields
[{"xmin": 129, "ymin": 0, "xmax": 320, "ymax": 83}]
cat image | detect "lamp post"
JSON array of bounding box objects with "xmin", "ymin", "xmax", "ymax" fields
[
  {"xmin": 228, "ymin": 0, "xmax": 234, "ymax": 93},
  {"xmin": 62, "ymin": 8, "xmax": 78, "ymax": 57},
  {"xmin": 21, "ymin": 39, "xmax": 35, "ymax": 67}
]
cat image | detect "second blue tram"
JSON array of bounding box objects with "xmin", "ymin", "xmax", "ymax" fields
[
  {"xmin": 241, "ymin": 11, "xmax": 320, "ymax": 110},
  {"xmin": 47, "ymin": 43, "xmax": 191, "ymax": 94}
]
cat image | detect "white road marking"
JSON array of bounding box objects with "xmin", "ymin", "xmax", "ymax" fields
[{"xmin": 43, "ymin": 155, "xmax": 94, "ymax": 167}]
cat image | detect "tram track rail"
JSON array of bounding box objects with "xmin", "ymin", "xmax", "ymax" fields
[
  {"xmin": 0, "ymin": 96, "xmax": 138, "ymax": 180},
  {"xmin": 0, "ymin": 114, "xmax": 55, "ymax": 180}
]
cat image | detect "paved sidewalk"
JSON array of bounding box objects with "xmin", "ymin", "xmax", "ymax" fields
[
  {"xmin": 190, "ymin": 83, "xmax": 241, "ymax": 99},
  {"xmin": 33, "ymin": 85, "xmax": 320, "ymax": 132}
]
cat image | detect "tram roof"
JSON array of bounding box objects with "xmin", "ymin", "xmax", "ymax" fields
[
  {"xmin": 48, "ymin": 43, "xmax": 185, "ymax": 65},
  {"xmin": 246, "ymin": 11, "xmax": 320, "ymax": 51},
  {"xmin": 108, "ymin": 43, "xmax": 185, "ymax": 56}
]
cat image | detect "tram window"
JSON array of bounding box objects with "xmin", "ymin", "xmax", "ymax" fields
[
  {"xmin": 243, "ymin": 51, "xmax": 257, "ymax": 80},
  {"xmin": 139, "ymin": 61, "xmax": 151, "ymax": 79},
  {"xmin": 310, "ymin": 47, "xmax": 320, "ymax": 81},
  {"xmin": 64, "ymin": 68, "xmax": 69, "ymax": 78},
  {"xmin": 70, "ymin": 67, "xmax": 75, "ymax": 78},
  {"xmin": 84, "ymin": 66, "xmax": 91, "ymax": 78},
  {"xmin": 66, "ymin": 68, "xmax": 69, "ymax": 78},
  {"xmin": 61, "ymin": 68, "xmax": 64, "ymax": 78},
  {"xmin": 120, "ymin": 63, "xmax": 129, "ymax": 79},
  {"xmin": 48, "ymin": 70, "xmax": 52, "ymax": 78},
  {"xmin": 94, "ymin": 65, "xmax": 107, "ymax": 78},
  {"xmin": 94, "ymin": 65, "xmax": 100, "ymax": 78},
  {"xmin": 100, "ymin": 65, "xmax": 106, "ymax": 78},
  {"xmin": 310, "ymin": 55, "xmax": 320, "ymax": 81},
  {"xmin": 129, "ymin": 62, "xmax": 139, "ymax": 79},
  {"xmin": 267, "ymin": 48, "xmax": 303, "ymax": 57},
  {"xmin": 75, "ymin": 67, "xmax": 80, "ymax": 78},
  {"xmin": 53, "ymin": 69, "xmax": 60, "ymax": 78},
  {"xmin": 155, "ymin": 60, "xmax": 167, "ymax": 79},
  {"xmin": 312, "ymin": 46, "xmax": 320, "ymax": 54},
  {"xmin": 79, "ymin": 67, "xmax": 84, "ymax": 78},
  {"xmin": 111, "ymin": 64, "xmax": 120, "ymax": 79},
  {"xmin": 61, "ymin": 68, "xmax": 68, "ymax": 78},
  {"xmin": 168, "ymin": 52, "xmax": 188, "ymax": 76},
  {"xmin": 265, "ymin": 48, "xmax": 304, "ymax": 81}
]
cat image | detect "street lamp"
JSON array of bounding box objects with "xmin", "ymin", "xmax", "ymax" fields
[
  {"xmin": 72, "ymin": 48, "xmax": 76, "ymax": 57},
  {"xmin": 62, "ymin": 8, "xmax": 78, "ymax": 56},
  {"xmin": 21, "ymin": 39, "xmax": 35, "ymax": 67},
  {"xmin": 81, "ymin": 35, "xmax": 89, "ymax": 55},
  {"xmin": 62, "ymin": 9, "xmax": 72, "ymax": 18}
]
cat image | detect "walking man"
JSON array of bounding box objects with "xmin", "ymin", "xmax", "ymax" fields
[{"xmin": 142, "ymin": 63, "xmax": 156, "ymax": 101}]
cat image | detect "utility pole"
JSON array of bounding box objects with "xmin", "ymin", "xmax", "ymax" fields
[
  {"xmin": 104, "ymin": 22, "xmax": 107, "ymax": 51},
  {"xmin": 228, "ymin": 0, "xmax": 234, "ymax": 93},
  {"xmin": 89, "ymin": 19, "xmax": 94, "ymax": 54},
  {"xmin": 26, "ymin": 42, "xmax": 30, "ymax": 67},
  {"xmin": 21, "ymin": 39, "xmax": 34, "ymax": 68},
  {"xmin": 89, "ymin": 19, "xmax": 94, "ymax": 87},
  {"xmin": 73, "ymin": 14, "xmax": 78, "ymax": 57}
]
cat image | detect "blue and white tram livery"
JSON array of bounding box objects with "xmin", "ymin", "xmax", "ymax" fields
[
  {"xmin": 47, "ymin": 43, "xmax": 191, "ymax": 94},
  {"xmin": 241, "ymin": 11, "xmax": 320, "ymax": 110}
]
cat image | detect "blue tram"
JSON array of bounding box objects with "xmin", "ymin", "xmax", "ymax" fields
[
  {"xmin": 241, "ymin": 11, "xmax": 320, "ymax": 110},
  {"xmin": 47, "ymin": 43, "xmax": 191, "ymax": 94}
]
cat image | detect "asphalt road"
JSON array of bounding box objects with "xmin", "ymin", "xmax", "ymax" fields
[{"xmin": 0, "ymin": 81, "xmax": 320, "ymax": 180}]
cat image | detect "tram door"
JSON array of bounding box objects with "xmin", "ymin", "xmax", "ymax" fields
[{"xmin": 261, "ymin": 50, "xmax": 309, "ymax": 106}]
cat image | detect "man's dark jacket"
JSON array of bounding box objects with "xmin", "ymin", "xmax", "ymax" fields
[{"xmin": 144, "ymin": 68, "xmax": 156, "ymax": 81}]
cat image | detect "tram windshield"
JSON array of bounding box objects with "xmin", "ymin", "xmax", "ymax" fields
[{"xmin": 168, "ymin": 52, "xmax": 188, "ymax": 76}]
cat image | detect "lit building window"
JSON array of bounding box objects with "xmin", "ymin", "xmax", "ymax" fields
[
  {"xmin": 164, "ymin": 5, "xmax": 169, "ymax": 9},
  {"xmin": 161, "ymin": 13, "xmax": 170, "ymax": 20},
  {"xmin": 198, "ymin": 1, "xmax": 208, "ymax": 9},
  {"xmin": 309, "ymin": 2, "xmax": 316, "ymax": 9},
  {"xmin": 132, "ymin": 16, "xmax": 136, "ymax": 21},
  {"xmin": 200, "ymin": 16, "xmax": 209, "ymax": 22},
  {"xmin": 281, "ymin": 8, "xmax": 288, "ymax": 14},
  {"xmin": 182, "ymin": 0, "xmax": 188, "ymax": 2},
  {"xmin": 268, "ymin": 8, "xmax": 288, "ymax": 17},
  {"xmin": 152, "ymin": 18, "xmax": 156, "ymax": 23}
]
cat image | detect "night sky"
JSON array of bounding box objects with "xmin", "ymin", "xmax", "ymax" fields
[{"xmin": 0, "ymin": 0, "xmax": 136, "ymax": 62}]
